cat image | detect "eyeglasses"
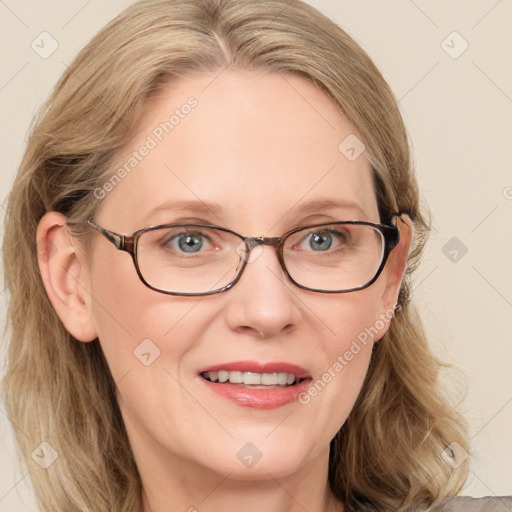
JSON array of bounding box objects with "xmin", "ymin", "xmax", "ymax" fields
[{"xmin": 79, "ymin": 217, "xmax": 400, "ymax": 296}]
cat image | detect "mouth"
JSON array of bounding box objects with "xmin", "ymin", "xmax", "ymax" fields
[
  {"xmin": 197, "ymin": 361, "xmax": 312, "ymax": 409},
  {"xmin": 197, "ymin": 360, "xmax": 312, "ymax": 390},
  {"xmin": 200, "ymin": 370, "xmax": 305, "ymax": 388}
]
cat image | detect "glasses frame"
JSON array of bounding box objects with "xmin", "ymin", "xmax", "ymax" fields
[{"xmin": 79, "ymin": 216, "xmax": 401, "ymax": 296}]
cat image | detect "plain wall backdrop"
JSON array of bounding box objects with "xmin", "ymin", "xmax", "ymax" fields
[{"xmin": 1, "ymin": 0, "xmax": 511, "ymax": 510}]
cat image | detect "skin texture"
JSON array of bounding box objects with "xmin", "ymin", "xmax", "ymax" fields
[{"xmin": 37, "ymin": 70, "xmax": 413, "ymax": 512}]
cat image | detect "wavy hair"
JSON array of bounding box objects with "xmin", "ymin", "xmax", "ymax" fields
[{"xmin": 2, "ymin": 0, "xmax": 469, "ymax": 510}]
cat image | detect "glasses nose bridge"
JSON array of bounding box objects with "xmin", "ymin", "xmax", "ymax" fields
[
  {"xmin": 244, "ymin": 236, "xmax": 283, "ymax": 252},
  {"xmin": 241, "ymin": 235, "xmax": 286, "ymax": 267},
  {"xmin": 239, "ymin": 236, "xmax": 287, "ymax": 281}
]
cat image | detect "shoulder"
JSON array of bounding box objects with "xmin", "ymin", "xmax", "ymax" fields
[{"xmin": 433, "ymin": 496, "xmax": 512, "ymax": 511}]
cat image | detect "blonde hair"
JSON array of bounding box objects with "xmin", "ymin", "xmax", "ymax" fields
[{"xmin": 2, "ymin": 0, "xmax": 468, "ymax": 510}]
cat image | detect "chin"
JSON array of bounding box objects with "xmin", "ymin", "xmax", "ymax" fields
[
  {"xmin": 198, "ymin": 434, "xmax": 314, "ymax": 481},
  {"xmin": 211, "ymin": 456, "xmax": 306, "ymax": 482}
]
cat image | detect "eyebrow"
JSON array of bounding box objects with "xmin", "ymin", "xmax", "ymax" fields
[
  {"xmin": 143, "ymin": 199, "xmax": 223, "ymax": 222},
  {"xmin": 142, "ymin": 197, "xmax": 369, "ymax": 222},
  {"xmin": 290, "ymin": 198, "xmax": 370, "ymax": 218},
  {"xmin": 150, "ymin": 200, "xmax": 223, "ymax": 213}
]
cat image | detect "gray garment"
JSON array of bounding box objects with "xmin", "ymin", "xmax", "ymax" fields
[{"xmin": 434, "ymin": 496, "xmax": 512, "ymax": 511}]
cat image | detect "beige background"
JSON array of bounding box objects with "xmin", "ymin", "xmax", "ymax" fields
[{"xmin": 1, "ymin": 0, "xmax": 511, "ymax": 509}]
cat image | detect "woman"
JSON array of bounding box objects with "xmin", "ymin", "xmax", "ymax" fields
[{"xmin": 2, "ymin": 0, "xmax": 508, "ymax": 511}]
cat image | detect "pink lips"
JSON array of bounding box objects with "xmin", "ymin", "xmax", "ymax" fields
[{"xmin": 198, "ymin": 360, "xmax": 312, "ymax": 410}]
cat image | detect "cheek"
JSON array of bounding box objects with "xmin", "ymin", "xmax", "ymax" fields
[
  {"xmin": 88, "ymin": 251, "xmax": 214, "ymax": 379},
  {"xmin": 299, "ymin": 287, "xmax": 390, "ymax": 440},
  {"xmin": 316, "ymin": 282, "xmax": 388, "ymax": 357},
  {"xmin": 87, "ymin": 255, "xmax": 224, "ymax": 455}
]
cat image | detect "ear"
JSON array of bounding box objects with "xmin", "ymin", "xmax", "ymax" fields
[
  {"xmin": 36, "ymin": 211, "xmax": 97, "ymax": 342},
  {"xmin": 378, "ymin": 213, "xmax": 415, "ymax": 314}
]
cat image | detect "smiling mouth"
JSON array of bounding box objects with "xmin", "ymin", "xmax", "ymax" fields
[{"xmin": 200, "ymin": 370, "xmax": 305, "ymax": 388}]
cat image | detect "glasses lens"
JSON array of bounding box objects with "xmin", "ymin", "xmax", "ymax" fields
[
  {"xmin": 136, "ymin": 225, "xmax": 243, "ymax": 294},
  {"xmin": 283, "ymin": 223, "xmax": 385, "ymax": 291}
]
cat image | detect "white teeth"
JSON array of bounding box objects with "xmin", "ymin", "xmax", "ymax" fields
[
  {"xmin": 261, "ymin": 373, "xmax": 277, "ymax": 385},
  {"xmin": 277, "ymin": 372, "xmax": 288, "ymax": 385},
  {"xmin": 202, "ymin": 370, "xmax": 299, "ymax": 386},
  {"xmin": 228, "ymin": 371, "xmax": 244, "ymax": 384},
  {"xmin": 244, "ymin": 372, "xmax": 261, "ymax": 385}
]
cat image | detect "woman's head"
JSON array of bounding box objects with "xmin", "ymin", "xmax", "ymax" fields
[{"xmin": 2, "ymin": 1, "xmax": 468, "ymax": 511}]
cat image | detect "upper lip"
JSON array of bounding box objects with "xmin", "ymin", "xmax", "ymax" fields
[{"xmin": 198, "ymin": 360, "xmax": 312, "ymax": 379}]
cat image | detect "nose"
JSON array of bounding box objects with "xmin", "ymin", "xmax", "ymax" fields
[{"xmin": 224, "ymin": 244, "xmax": 301, "ymax": 339}]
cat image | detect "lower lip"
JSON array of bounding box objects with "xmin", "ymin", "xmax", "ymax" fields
[{"xmin": 199, "ymin": 376, "xmax": 312, "ymax": 409}]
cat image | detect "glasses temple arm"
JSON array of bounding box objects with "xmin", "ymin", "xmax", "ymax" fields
[{"xmin": 86, "ymin": 220, "xmax": 127, "ymax": 250}]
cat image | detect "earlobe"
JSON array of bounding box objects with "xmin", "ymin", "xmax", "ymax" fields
[{"xmin": 36, "ymin": 212, "xmax": 97, "ymax": 342}]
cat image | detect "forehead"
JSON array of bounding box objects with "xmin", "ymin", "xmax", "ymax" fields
[{"xmin": 97, "ymin": 70, "xmax": 379, "ymax": 232}]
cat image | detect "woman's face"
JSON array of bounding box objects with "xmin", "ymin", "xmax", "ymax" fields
[{"xmin": 65, "ymin": 71, "xmax": 408, "ymax": 482}]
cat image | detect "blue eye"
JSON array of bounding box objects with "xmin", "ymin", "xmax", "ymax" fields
[
  {"xmin": 169, "ymin": 233, "xmax": 206, "ymax": 253},
  {"xmin": 308, "ymin": 232, "xmax": 333, "ymax": 251},
  {"xmin": 299, "ymin": 229, "xmax": 349, "ymax": 252}
]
